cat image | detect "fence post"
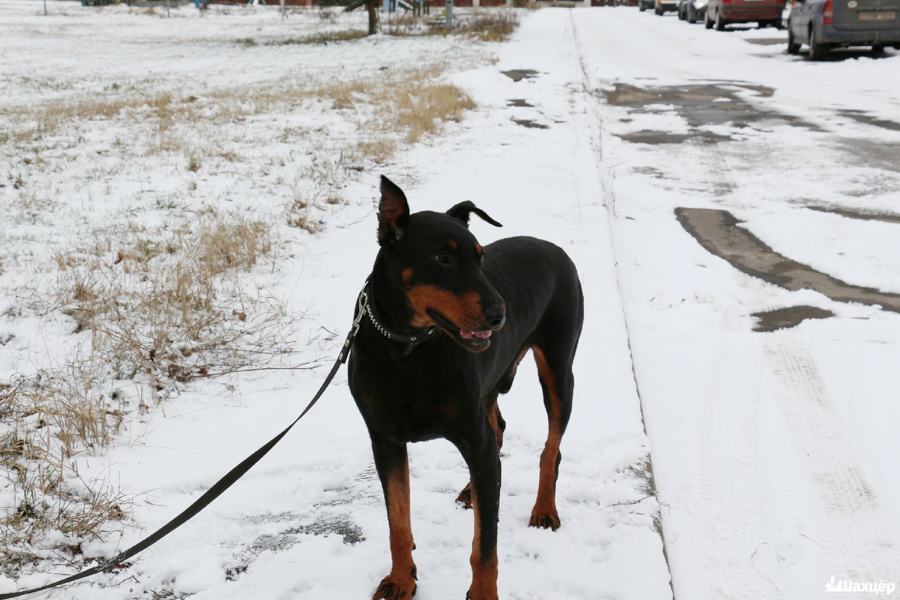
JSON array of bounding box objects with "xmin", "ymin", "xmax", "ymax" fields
[{"xmin": 445, "ymin": 0, "xmax": 452, "ymax": 27}]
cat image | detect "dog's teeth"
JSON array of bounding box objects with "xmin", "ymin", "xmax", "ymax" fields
[{"xmin": 459, "ymin": 330, "xmax": 492, "ymax": 341}]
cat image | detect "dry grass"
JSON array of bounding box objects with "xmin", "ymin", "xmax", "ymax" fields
[
  {"xmin": 2, "ymin": 62, "xmax": 477, "ymax": 171},
  {"xmin": 385, "ymin": 11, "xmax": 519, "ymax": 42},
  {"xmin": 234, "ymin": 29, "xmax": 367, "ymax": 47},
  {"xmin": 1, "ymin": 360, "xmax": 130, "ymax": 573},
  {"xmin": 315, "ymin": 68, "xmax": 475, "ymax": 161},
  {"xmin": 457, "ymin": 11, "xmax": 519, "ymax": 42},
  {"xmin": 1, "ymin": 213, "xmax": 289, "ymax": 566},
  {"xmin": 53, "ymin": 214, "xmax": 285, "ymax": 389}
]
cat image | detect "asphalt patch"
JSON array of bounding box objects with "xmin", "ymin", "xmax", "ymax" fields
[
  {"xmin": 507, "ymin": 98, "xmax": 535, "ymax": 107},
  {"xmin": 512, "ymin": 118, "xmax": 549, "ymax": 129},
  {"xmin": 604, "ymin": 83, "xmax": 822, "ymax": 132},
  {"xmin": 675, "ymin": 207, "xmax": 900, "ymax": 313},
  {"xmin": 838, "ymin": 109, "xmax": 900, "ymax": 132},
  {"xmin": 840, "ymin": 139, "xmax": 900, "ymax": 172},
  {"xmin": 752, "ymin": 306, "xmax": 835, "ymax": 332},
  {"xmin": 806, "ymin": 205, "xmax": 900, "ymax": 224},
  {"xmin": 618, "ymin": 129, "xmax": 733, "ymax": 145},
  {"xmin": 502, "ymin": 69, "xmax": 539, "ymax": 82}
]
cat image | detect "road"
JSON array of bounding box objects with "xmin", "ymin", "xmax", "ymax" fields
[{"xmin": 569, "ymin": 8, "xmax": 900, "ymax": 600}]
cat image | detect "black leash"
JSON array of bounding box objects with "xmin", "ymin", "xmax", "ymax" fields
[{"xmin": 0, "ymin": 287, "xmax": 370, "ymax": 600}]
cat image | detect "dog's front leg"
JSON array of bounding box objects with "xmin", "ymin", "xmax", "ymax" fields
[
  {"xmin": 459, "ymin": 433, "xmax": 501, "ymax": 600},
  {"xmin": 371, "ymin": 434, "xmax": 417, "ymax": 600}
]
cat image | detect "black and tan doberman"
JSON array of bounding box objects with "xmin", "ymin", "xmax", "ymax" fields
[{"xmin": 348, "ymin": 176, "xmax": 584, "ymax": 600}]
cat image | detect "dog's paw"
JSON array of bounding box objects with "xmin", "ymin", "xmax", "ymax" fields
[
  {"xmin": 372, "ymin": 568, "xmax": 418, "ymax": 600},
  {"xmin": 528, "ymin": 507, "xmax": 561, "ymax": 531},
  {"xmin": 455, "ymin": 483, "xmax": 473, "ymax": 510},
  {"xmin": 465, "ymin": 587, "xmax": 499, "ymax": 600}
]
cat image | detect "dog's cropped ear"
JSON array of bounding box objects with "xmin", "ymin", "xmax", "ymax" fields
[
  {"xmin": 446, "ymin": 201, "xmax": 503, "ymax": 228},
  {"xmin": 378, "ymin": 175, "xmax": 410, "ymax": 247}
]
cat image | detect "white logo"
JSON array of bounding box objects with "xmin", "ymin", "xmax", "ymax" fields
[
  {"xmin": 825, "ymin": 575, "xmax": 897, "ymax": 596},
  {"xmin": 847, "ymin": 1, "xmax": 858, "ymax": 7}
]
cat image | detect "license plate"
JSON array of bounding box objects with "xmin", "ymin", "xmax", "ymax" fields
[{"xmin": 859, "ymin": 10, "xmax": 896, "ymax": 21}]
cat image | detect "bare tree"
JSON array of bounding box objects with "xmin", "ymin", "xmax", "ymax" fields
[{"xmin": 366, "ymin": 0, "xmax": 380, "ymax": 34}]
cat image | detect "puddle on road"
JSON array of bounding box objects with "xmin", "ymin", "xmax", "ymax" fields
[
  {"xmin": 838, "ymin": 109, "xmax": 900, "ymax": 132},
  {"xmin": 806, "ymin": 205, "xmax": 900, "ymax": 225},
  {"xmin": 502, "ymin": 69, "xmax": 539, "ymax": 82},
  {"xmin": 512, "ymin": 118, "xmax": 548, "ymax": 129},
  {"xmin": 675, "ymin": 207, "xmax": 900, "ymax": 313},
  {"xmin": 507, "ymin": 98, "xmax": 535, "ymax": 107},
  {"xmin": 752, "ymin": 306, "xmax": 835, "ymax": 332},
  {"xmin": 604, "ymin": 83, "xmax": 823, "ymax": 141}
]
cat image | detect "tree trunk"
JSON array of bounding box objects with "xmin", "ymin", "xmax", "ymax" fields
[{"xmin": 366, "ymin": 0, "xmax": 379, "ymax": 35}]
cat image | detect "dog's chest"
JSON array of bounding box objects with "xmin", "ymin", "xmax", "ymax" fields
[{"xmin": 349, "ymin": 347, "xmax": 479, "ymax": 443}]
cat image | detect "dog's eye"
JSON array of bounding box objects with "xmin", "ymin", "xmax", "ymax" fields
[{"xmin": 434, "ymin": 252, "xmax": 452, "ymax": 266}]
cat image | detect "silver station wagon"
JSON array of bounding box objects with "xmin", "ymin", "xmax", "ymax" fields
[{"xmin": 787, "ymin": 0, "xmax": 900, "ymax": 58}]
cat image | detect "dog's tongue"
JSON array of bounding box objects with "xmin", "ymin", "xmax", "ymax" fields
[{"xmin": 460, "ymin": 329, "xmax": 492, "ymax": 340}]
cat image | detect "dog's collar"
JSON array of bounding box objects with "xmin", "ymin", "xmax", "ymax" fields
[{"xmin": 361, "ymin": 280, "xmax": 437, "ymax": 353}]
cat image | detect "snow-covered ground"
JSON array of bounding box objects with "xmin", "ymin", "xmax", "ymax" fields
[
  {"xmin": 3, "ymin": 4, "xmax": 668, "ymax": 600},
  {"xmin": 3, "ymin": 2, "xmax": 900, "ymax": 599}
]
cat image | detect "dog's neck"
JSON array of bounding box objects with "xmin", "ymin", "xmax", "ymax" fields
[{"xmin": 366, "ymin": 266, "xmax": 437, "ymax": 352}]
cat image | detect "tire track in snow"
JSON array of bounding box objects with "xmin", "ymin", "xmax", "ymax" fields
[
  {"xmin": 765, "ymin": 340, "xmax": 900, "ymax": 585},
  {"xmin": 696, "ymin": 337, "xmax": 784, "ymax": 600}
]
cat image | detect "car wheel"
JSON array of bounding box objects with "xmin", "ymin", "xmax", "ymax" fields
[
  {"xmin": 688, "ymin": 7, "xmax": 698, "ymax": 22},
  {"xmin": 872, "ymin": 44, "xmax": 886, "ymax": 54},
  {"xmin": 639, "ymin": 2, "xmax": 646, "ymax": 11},
  {"xmin": 787, "ymin": 24, "xmax": 801, "ymax": 54},
  {"xmin": 705, "ymin": 10, "xmax": 714, "ymax": 28},
  {"xmin": 808, "ymin": 27, "xmax": 827, "ymax": 60},
  {"xmin": 773, "ymin": 19, "xmax": 784, "ymax": 29},
  {"xmin": 715, "ymin": 10, "xmax": 726, "ymax": 30},
  {"xmin": 655, "ymin": 4, "xmax": 663, "ymax": 14}
]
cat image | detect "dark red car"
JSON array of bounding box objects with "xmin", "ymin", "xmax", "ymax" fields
[{"xmin": 705, "ymin": 0, "xmax": 787, "ymax": 29}]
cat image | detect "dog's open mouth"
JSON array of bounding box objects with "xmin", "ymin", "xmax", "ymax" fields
[{"xmin": 427, "ymin": 309, "xmax": 493, "ymax": 352}]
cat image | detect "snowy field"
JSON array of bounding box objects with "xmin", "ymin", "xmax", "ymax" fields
[{"xmin": 2, "ymin": 2, "xmax": 900, "ymax": 600}]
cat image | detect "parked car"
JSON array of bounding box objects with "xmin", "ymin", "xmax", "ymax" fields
[
  {"xmin": 655, "ymin": 0, "xmax": 680, "ymax": 13},
  {"xmin": 639, "ymin": 0, "xmax": 654, "ymax": 11},
  {"xmin": 705, "ymin": 0, "xmax": 786, "ymax": 29},
  {"xmin": 787, "ymin": 0, "xmax": 900, "ymax": 58},
  {"xmin": 679, "ymin": 0, "xmax": 710, "ymax": 22}
]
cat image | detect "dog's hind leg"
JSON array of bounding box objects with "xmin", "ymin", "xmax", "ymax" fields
[
  {"xmin": 371, "ymin": 434, "xmax": 418, "ymax": 600},
  {"xmin": 456, "ymin": 391, "xmax": 505, "ymax": 510},
  {"xmin": 528, "ymin": 344, "xmax": 574, "ymax": 531}
]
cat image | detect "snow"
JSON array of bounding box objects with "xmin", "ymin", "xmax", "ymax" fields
[
  {"xmin": 3, "ymin": 2, "xmax": 900, "ymax": 599},
  {"xmin": 574, "ymin": 7, "xmax": 900, "ymax": 600},
  {"xmin": 3, "ymin": 4, "xmax": 669, "ymax": 600}
]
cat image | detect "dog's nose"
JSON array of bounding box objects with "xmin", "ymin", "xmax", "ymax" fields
[{"xmin": 485, "ymin": 304, "xmax": 506, "ymax": 330}]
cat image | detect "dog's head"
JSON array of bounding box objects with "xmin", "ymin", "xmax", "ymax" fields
[{"xmin": 376, "ymin": 175, "xmax": 506, "ymax": 352}]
